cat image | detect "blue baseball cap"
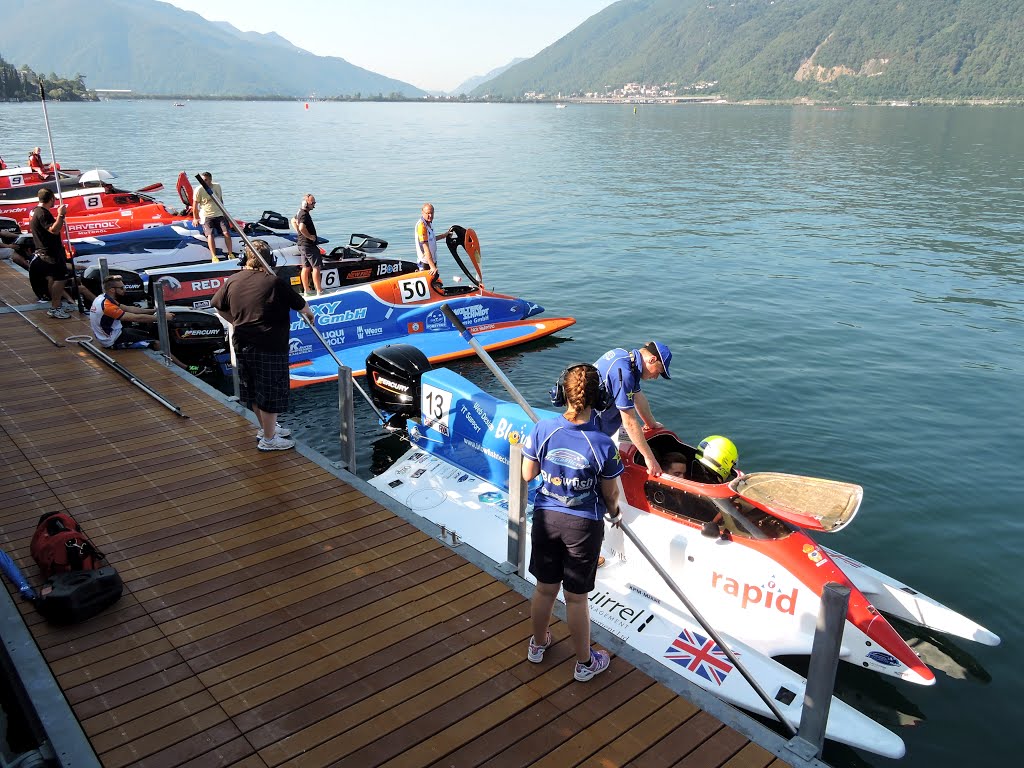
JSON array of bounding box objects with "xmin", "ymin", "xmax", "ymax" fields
[{"xmin": 645, "ymin": 340, "xmax": 672, "ymax": 380}]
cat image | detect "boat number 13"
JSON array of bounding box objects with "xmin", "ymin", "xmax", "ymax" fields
[
  {"xmin": 399, "ymin": 276, "xmax": 430, "ymax": 303},
  {"xmin": 421, "ymin": 384, "xmax": 452, "ymax": 427}
]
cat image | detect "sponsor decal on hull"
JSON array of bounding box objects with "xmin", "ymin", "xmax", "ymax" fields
[
  {"xmin": 590, "ymin": 588, "xmax": 657, "ymax": 640},
  {"xmin": 289, "ymin": 337, "xmax": 314, "ymax": 355},
  {"xmin": 711, "ymin": 572, "xmax": 798, "ymax": 615}
]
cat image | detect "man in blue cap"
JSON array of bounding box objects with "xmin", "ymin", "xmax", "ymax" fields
[{"xmin": 592, "ymin": 341, "xmax": 672, "ymax": 476}]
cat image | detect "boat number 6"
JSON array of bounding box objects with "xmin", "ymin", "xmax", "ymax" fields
[
  {"xmin": 321, "ymin": 268, "xmax": 340, "ymax": 290},
  {"xmin": 399, "ymin": 276, "xmax": 430, "ymax": 303}
]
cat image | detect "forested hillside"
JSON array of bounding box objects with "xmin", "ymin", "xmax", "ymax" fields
[
  {"xmin": 0, "ymin": 54, "xmax": 97, "ymax": 102},
  {"xmin": 476, "ymin": 0, "xmax": 1024, "ymax": 101}
]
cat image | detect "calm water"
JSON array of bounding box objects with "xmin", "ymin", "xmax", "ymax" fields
[{"xmin": 2, "ymin": 101, "xmax": 1020, "ymax": 766}]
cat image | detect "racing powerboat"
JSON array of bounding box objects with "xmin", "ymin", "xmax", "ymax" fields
[
  {"xmin": 0, "ymin": 164, "xmax": 79, "ymax": 189},
  {"xmin": 141, "ymin": 231, "xmax": 416, "ymax": 309},
  {"xmin": 363, "ymin": 351, "xmax": 999, "ymax": 758},
  {"xmin": 284, "ymin": 227, "xmax": 575, "ymax": 388},
  {"xmin": 58, "ymin": 217, "xmax": 314, "ymax": 273},
  {"xmin": 0, "ymin": 178, "xmax": 163, "ymax": 229}
]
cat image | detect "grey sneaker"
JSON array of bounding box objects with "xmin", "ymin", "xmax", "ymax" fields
[
  {"xmin": 574, "ymin": 649, "xmax": 610, "ymax": 682},
  {"xmin": 47, "ymin": 307, "xmax": 71, "ymax": 319},
  {"xmin": 258, "ymin": 435, "xmax": 295, "ymax": 451},
  {"xmin": 256, "ymin": 423, "xmax": 292, "ymax": 439},
  {"xmin": 527, "ymin": 631, "xmax": 552, "ymax": 663}
]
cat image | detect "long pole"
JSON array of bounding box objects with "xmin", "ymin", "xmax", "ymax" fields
[
  {"xmin": 439, "ymin": 303, "xmax": 540, "ymax": 422},
  {"xmin": 0, "ymin": 296, "xmax": 65, "ymax": 347},
  {"xmin": 38, "ymin": 82, "xmax": 85, "ymax": 314},
  {"xmin": 78, "ymin": 341, "xmax": 187, "ymax": 418},
  {"xmin": 192, "ymin": 174, "xmax": 386, "ymax": 422}
]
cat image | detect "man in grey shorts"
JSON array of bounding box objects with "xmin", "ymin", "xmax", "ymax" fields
[{"xmin": 192, "ymin": 171, "xmax": 233, "ymax": 262}]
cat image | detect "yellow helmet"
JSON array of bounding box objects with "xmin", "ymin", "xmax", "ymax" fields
[{"xmin": 697, "ymin": 435, "xmax": 738, "ymax": 480}]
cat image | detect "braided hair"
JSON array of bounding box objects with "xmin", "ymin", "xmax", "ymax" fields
[{"xmin": 563, "ymin": 364, "xmax": 602, "ymax": 421}]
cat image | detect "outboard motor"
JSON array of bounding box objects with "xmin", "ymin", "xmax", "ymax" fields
[
  {"xmin": 0, "ymin": 216, "xmax": 20, "ymax": 238},
  {"xmin": 81, "ymin": 266, "xmax": 146, "ymax": 305},
  {"xmin": 366, "ymin": 344, "xmax": 431, "ymax": 427},
  {"xmin": 165, "ymin": 310, "xmax": 227, "ymax": 371}
]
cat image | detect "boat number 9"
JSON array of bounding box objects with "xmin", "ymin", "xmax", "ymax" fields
[
  {"xmin": 83, "ymin": 194, "xmax": 102, "ymax": 209},
  {"xmin": 399, "ymin": 276, "xmax": 430, "ymax": 303},
  {"xmin": 321, "ymin": 268, "xmax": 340, "ymax": 290},
  {"xmin": 421, "ymin": 384, "xmax": 452, "ymax": 429}
]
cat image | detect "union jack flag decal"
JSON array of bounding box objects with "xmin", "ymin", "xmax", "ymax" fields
[{"xmin": 664, "ymin": 629, "xmax": 733, "ymax": 685}]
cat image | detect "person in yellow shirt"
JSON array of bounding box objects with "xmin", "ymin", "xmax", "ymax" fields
[{"xmin": 192, "ymin": 171, "xmax": 233, "ymax": 262}]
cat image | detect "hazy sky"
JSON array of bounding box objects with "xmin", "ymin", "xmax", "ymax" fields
[{"xmin": 161, "ymin": 0, "xmax": 616, "ymax": 92}]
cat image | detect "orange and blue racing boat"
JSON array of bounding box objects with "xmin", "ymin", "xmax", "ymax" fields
[{"xmin": 287, "ymin": 227, "xmax": 575, "ymax": 388}]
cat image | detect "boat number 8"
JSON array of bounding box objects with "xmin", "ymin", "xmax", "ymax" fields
[
  {"xmin": 399, "ymin": 277, "xmax": 430, "ymax": 303},
  {"xmin": 84, "ymin": 195, "xmax": 102, "ymax": 209}
]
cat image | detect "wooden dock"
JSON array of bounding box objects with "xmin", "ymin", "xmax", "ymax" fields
[{"xmin": 0, "ymin": 264, "xmax": 798, "ymax": 768}]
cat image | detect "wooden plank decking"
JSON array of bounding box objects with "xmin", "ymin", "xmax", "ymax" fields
[{"xmin": 0, "ymin": 265, "xmax": 795, "ymax": 768}]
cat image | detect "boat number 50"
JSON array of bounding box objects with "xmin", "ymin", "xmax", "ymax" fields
[{"xmin": 398, "ymin": 276, "xmax": 430, "ymax": 303}]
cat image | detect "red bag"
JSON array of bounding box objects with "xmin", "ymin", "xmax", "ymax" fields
[{"xmin": 30, "ymin": 511, "xmax": 106, "ymax": 580}]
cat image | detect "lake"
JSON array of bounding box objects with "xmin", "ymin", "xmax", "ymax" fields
[{"xmin": 1, "ymin": 99, "xmax": 1020, "ymax": 767}]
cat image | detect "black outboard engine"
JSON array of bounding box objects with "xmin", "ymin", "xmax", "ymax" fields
[
  {"xmin": 166, "ymin": 310, "xmax": 227, "ymax": 370},
  {"xmin": 81, "ymin": 266, "xmax": 146, "ymax": 305},
  {"xmin": 0, "ymin": 216, "xmax": 20, "ymax": 238},
  {"xmin": 366, "ymin": 344, "xmax": 431, "ymax": 427}
]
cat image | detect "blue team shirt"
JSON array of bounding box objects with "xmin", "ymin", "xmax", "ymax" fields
[
  {"xmin": 592, "ymin": 348, "xmax": 642, "ymax": 437},
  {"xmin": 522, "ymin": 416, "xmax": 624, "ymax": 520}
]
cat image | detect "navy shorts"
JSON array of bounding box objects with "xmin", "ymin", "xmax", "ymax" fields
[
  {"xmin": 236, "ymin": 346, "xmax": 290, "ymax": 414},
  {"xmin": 203, "ymin": 216, "xmax": 229, "ymax": 237},
  {"xmin": 529, "ymin": 508, "xmax": 604, "ymax": 594},
  {"xmin": 300, "ymin": 247, "xmax": 323, "ymax": 269}
]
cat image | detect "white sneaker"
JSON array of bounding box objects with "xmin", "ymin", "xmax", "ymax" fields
[
  {"xmin": 256, "ymin": 424, "xmax": 292, "ymax": 439},
  {"xmin": 47, "ymin": 307, "xmax": 71, "ymax": 319},
  {"xmin": 574, "ymin": 649, "xmax": 610, "ymax": 682},
  {"xmin": 258, "ymin": 435, "xmax": 295, "ymax": 451}
]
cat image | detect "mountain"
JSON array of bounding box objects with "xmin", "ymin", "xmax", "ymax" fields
[
  {"xmin": 474, "ymin": 0, "xmax": 1024, "ymax": 101},
  {"xmin": 0, "ymin": 0, "xmax": 425, "ymax": 98},
  {"xmin": 449, "ymin": 59, "xmax": 526, "ymax": 96}
]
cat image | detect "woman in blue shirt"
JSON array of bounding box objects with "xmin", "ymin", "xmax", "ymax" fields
[{"xmin": 522, "ymin": 363, "xmax": 624, "ymax": 681}]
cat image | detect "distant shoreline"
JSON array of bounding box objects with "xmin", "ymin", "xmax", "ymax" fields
[{"xmin": 68, "ymin": 95, "xmax": 1024, "ymax": 107}]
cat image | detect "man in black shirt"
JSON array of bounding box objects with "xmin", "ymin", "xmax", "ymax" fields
[
  {"xmin": 212, "ymin": 239, "xmax": 316, "ymax": 451},
  {"xmin": 29, "ymin": 189, "xmax": 70, "ymax": 319},
  {"xmin": 294, "ymin": 193, "xmax": 321, "ymax": 296}
]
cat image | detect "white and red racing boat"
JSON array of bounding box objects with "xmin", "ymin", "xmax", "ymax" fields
[
  {"xmin": 364, "ymin": 354, "xmax": 999, "ymax": 759},
  {"xmin": 0, "ymin": 164, "xmax": 78, "ymax": 189}
]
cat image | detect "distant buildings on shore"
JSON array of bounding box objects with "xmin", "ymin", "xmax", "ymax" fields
[{"xmin": 496, "ymin": 80, "xmax": 722, "ymax": 104}]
